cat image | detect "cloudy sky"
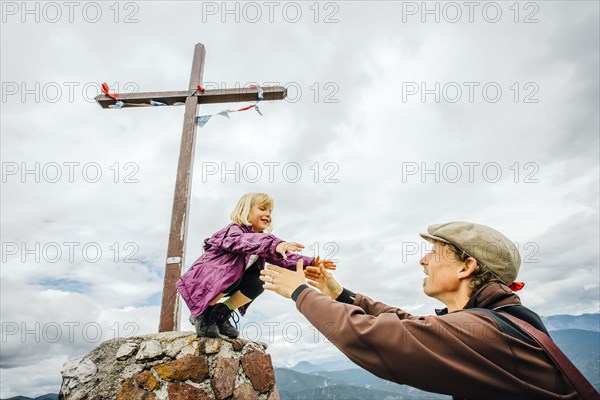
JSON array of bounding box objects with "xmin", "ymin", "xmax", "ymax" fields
[{"xmin": 1, "ymin": 0, "xmax": 599, "ymax": 397}]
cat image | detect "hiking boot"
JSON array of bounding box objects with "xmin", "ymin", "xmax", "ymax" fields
[
  {"xmin": 209, "ymin": 303, "xmax": 240, "ymax": 338},
  {"xmin": 195, "ymin": 305, "xmax": 219, "ymax": 338}
]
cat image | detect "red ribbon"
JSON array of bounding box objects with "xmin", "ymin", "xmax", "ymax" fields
[
  {"xmin": 197, "ymin": 85, "xmax": 205, "ymax": 92},
  {"xmin": 236, "ymin": 104, "xmax": 255, "ymax": 112},
  {"xmin": 101, "ymin": 82, "xmax": 118, "ymax": 101},
  {"xmin": 509, "ymin": 281, "xmax": 525, "ymax": 292}
]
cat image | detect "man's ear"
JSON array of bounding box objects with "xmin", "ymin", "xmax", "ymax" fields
[{"xmin": 458, "ymin": 257, "xmax": 478, "ymax": 280}]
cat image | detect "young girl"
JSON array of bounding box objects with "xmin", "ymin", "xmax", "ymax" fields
[{"xmin": 176, "ymin": 192, "xmax": 335, "ymax": 338}]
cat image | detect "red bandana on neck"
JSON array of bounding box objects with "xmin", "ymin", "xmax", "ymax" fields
[{"xmin": 509, "ymin": 281, "xmax": 525, "ymax": 292}]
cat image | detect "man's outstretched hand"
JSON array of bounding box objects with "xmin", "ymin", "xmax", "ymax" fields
[
  {"xmin": 304, "ymin": 262, "xmax": 343, "ymax": 300},
  {"xmin": 260, "ymin": 260, "xmax": 307, "ymax": 298}
]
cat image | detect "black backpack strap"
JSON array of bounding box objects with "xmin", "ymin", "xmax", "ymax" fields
[
  {"xmin": 492, "ymin": 304, "xmax": 549, "ymax": 334},
  {"xmin": 471, "ymin": 307, "xmax": 539, "ymax": 347}
]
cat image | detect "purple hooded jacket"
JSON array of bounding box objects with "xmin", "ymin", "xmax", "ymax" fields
[{"xmin": 176, "ymin": 223, "xmax": 315, "ymax": 317}]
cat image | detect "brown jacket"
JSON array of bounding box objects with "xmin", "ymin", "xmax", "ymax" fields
[{"xmin": 295, "ymin": 282, "xmax": 579, "ymax": 400}]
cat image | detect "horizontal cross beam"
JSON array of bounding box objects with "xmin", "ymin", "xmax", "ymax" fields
[{"xmin": 94, "ymin": 86, "xmax": 287, "ymax": 109}]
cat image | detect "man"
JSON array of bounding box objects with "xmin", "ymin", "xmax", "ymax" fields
[{"xmin": 260, "ymin": 221, "xmax": 583, "ymax": 400}]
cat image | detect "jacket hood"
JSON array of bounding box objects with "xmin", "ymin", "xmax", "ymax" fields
[
  {"xmin": 465, "ymin": 281, "xmax": 522, "ymax": 310},
  {"xmin": 239, "ymin": 224, "xmax": 254, "ymax": 232},
  {"xmin": 436, "ymin": 282, "xmax": 521, "ymax": 315}
]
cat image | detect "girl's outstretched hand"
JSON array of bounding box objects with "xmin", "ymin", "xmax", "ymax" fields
[
  {"xmin": 276, "ymin": 241, "xmax": 304, "ymax": 259},
  {"xmin": 321, "ymin": 258, "xmax": 337, "ymax": 270},
  {"xmin": 311, "ymin": 256, "xmax": 336, "ymax": 270},
  {"xmin": 304, "ymin": 262, "xmax": 343, "ymax": 300}
]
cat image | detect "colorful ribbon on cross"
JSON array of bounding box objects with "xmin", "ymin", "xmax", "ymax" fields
[
  {"xmin": 195, "ymin": 86, "xmax": 264, "ymax": 128},
  {"xmin": 101, "ymin": 83, "xmax": 118, "ymax": 101},
  {"xmin": 100, "ymin": 82, "xmax": 265, "ymax": 126},
  {"xmin": 101, "ymin": 83, "xmax": 173, "ymax": 109}
]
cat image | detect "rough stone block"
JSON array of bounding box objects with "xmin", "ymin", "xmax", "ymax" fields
[
  {"xmin": 167, "ymin": 382, "xmax": 212, "ymax": 400},
  {"xmin": 242, "ymin": 350, "xmax": 275, "ymax": 393},
  {"xmin": 116, "ymin": 378, "xmax": 156, "ymax": 400},
  {"xmin": 233, "ymin": 383, "xmax": 259, "ymax": 400},
  {"xmin": 201, "ymin": 338, "xmax": 222, "ymax": 354},
  {"xmin": 164, "ymin": 337, "xmax": 195, "ymax": 358},
  {"xmin": 135, "ymin": 340, "xmax": 163, "ymax": 361},
  {"xmin": 154, "ymin": 354, "xmax": 209, "ymax": 383},
  {"xmin": 133, "ymin": 370, "xmax": 160, "ymax": 391},
  {"xmin": 225, "ymin": 338, "xmax": 246, "ymax": 352},
  {"xmin": 211, "ymin": 357, "xmax": 240, "ymax": 399},
  {"xmin": 116, "ymin": 342, "xmax": 139, "ymax": 360},
  {"xmin": 61, "ymin": 357, "xmax": 98, "ymax": 383}
]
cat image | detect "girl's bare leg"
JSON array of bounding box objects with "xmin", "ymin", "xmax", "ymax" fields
[
  {"xmin": 209, "ymin": 293, "xmax": 226, "ymax": 306},
  {"xmin": 228, "ymin": 291, "xmax": 252, "ymax": 309}
]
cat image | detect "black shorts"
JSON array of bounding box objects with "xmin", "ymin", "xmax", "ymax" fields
[{"xmin": 223, "ymin": 262, "xmax": 264, "ymax": 300}]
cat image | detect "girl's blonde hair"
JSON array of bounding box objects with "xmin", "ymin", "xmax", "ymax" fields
[{"xmin": 230, "ymin": 193, "xmax": 274, "ymax": 232}]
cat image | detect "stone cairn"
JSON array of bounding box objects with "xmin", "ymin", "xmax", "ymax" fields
[{"xmin": 59, "ymin": 331, "xmax": 279, "ymax": 400}]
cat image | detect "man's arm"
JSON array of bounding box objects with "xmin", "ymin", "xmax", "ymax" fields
[
  {"xmin": 302, "ymin": 265, "xmax": 412, "ymax": 318},
  {"xmin": 294, "ymin": 288, "xmax": 526, "ymax": 398},
  {"xmin": 295, "ymin": 288, "xmax": 407, "ymax": 383},
  {"xmin": 261, "ymin": 262, "xmax": 533, "ymax": 399}
]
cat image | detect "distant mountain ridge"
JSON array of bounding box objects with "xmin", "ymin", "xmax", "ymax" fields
[
  {"xmin": 275, "ymin": 367, "xmax": 444, "ymax": 400},
  {"xmin": 542, "ymin": 313, "xmax": 599, "ymax": 332},
  {"xmin": 290, "ymin": 359, "xmax": 357, "ymax": 373},
  {"xmin": 5, "ymin": 314, "xmax": 598, "ymax": 399}
]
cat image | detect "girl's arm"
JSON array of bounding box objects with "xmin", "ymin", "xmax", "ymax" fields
[
  {"xmin": 264, "ymin": 252, "xmax": 316, "ymax": 271},
  {"xmin": 215, "ymin": 225, "xmax": 316, "ymax": 264},
  {"xmin": 216, "ymin": 225, "xmax": 284, "ymax": 257}
]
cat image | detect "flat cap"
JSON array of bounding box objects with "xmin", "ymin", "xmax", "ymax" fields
[{"xmin": 420, "ymin": 221, "xmax": 521, "ymax": 285}]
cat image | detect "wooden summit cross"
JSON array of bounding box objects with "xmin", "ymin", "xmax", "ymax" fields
[{"xmin": 95, "ymin": 43, "xmax": 287, "ymax": 332}]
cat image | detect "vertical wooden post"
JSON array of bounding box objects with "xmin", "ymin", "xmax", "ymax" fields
[{"xmin": 159, "ymin": 43, "xmax": 206, "ymax": 332}]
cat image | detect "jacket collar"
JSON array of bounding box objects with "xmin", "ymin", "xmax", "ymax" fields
[
  {"xmin": 435, "ymin": 282, "xmax": 521, "ymax": 316},
  {"xmin": 237, "ymin": 223, "xmax": 255, "ymax": 233}
]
